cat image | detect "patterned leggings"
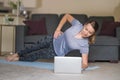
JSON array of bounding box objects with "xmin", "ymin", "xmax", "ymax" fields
[{"xmin": 17, "ymin": 35, "xmax": 56, "ymax": 61}]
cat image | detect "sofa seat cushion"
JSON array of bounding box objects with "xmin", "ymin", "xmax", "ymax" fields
[
  {"xmin": 25, "ymin": 35, "xmax": 47, "ymax": 43},
  {"xmin": 24, "ymin": 35, "xmax": 48, "ymax": 48},
  {"xmin": 91, "ymin": 36, "xmax": 119, "ymax": 46}
]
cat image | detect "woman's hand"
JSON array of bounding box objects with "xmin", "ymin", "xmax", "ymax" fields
[
  {"xmin": 53, "ymin": 14, "xmax": 74, "ymax": 39},
  {"xmin": 54, "ymin": 30, "xmax": 63, "ymax": 39},
  {"xmin": 82, "ymin": 54, "xmax": 88, "ymax": 69},
  {"xmin": 82, "ymin": 63, "xmax": 88, "ymax": 69}
]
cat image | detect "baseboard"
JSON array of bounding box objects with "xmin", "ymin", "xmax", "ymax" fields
[{"xmin": 0, "ymin": 51, "xmax": 10, "ymax": 56}]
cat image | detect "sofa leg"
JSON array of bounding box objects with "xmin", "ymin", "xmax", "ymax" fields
[
  {"xmin": 89, "ymin": 60, "xmax": 119, "ymax": 63},
  {"xmin": 88, "ymin": 60, "xmax": 96, "ymax": 63},
  {"xmin": 110, "ymin": 60, "xmax": 119, "ymax": 63}
]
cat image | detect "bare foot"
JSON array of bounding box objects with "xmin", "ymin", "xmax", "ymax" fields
[
  {"xmin": 6, "ymin": 53, "xmax": 19, "ymax": 62},
  {"xmin": 12, "ymin": 56, "xmax": 19, "ymax": 61},
  {"xmin": 6, "ymin": 55, "xmax": 12, "ymax": 61}
]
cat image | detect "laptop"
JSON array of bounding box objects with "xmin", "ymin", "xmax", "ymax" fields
[{"xmin": 54, "ymin": 56, "xmax": 82, "ymax": 74}]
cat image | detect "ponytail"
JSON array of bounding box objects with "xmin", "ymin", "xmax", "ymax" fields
[{"xmin": 89, "ymin": 34, "xmax": 96, "ymax": 44}]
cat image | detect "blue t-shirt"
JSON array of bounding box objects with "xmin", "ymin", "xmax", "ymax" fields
[{"xmin": 53, "ymin": 19, "xmax": 89, "ymax": 56}]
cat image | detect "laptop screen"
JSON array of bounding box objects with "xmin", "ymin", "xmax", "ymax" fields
[{"xmin": 54, "ymin": 56, "xmax": 82, "ymax": 74}]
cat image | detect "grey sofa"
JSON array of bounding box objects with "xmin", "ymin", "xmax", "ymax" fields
[
  {"xmin": 16, "ymin": 14, "xmax": 59, "ymax": 51},
  {"xmin": 88, "ymin": 16, "xmax": 119, "ymax": 62},
  {"xmin": 15, "ymin": 13, "xmax": 120, "ymax": 62},
  {"xmin": 116, "ymin": 27, "xmax": 120, "ymax": 60}
]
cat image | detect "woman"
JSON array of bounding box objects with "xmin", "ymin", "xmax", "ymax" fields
[{"xmin": 6, "ymin": 14, "xmax": 99, "ymax": 69}]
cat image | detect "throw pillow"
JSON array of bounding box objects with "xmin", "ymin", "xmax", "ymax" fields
[
  {"xmin": 23, "ymin": 17, "xmax": 47, "ymax": 35},
  {"xmin": 99, "ymin": 21, "xmax": 120, "ymax": 37}
]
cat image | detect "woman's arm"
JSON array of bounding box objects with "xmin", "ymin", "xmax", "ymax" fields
[
  {"xmin": 54, "ymin": 14, "xmax": 75, "ymax": 39},
  {"xmin": 82, "ymin": 54, "xmax": 88, "ymax": 69}
]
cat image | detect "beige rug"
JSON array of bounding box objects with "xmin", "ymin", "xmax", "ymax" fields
[{"xmin": 0, "ymin": 61, "xmax": 120, "ymax": 80}]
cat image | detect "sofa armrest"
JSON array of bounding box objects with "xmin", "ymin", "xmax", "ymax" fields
[
  {"xmin": 116, "ymin": 27, "xmax": 120, "ymax": 41},
  {"xmin": 15, "ymin": 25, "xmax": 26, "ymax": 52}
]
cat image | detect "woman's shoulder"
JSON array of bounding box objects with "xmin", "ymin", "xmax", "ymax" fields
[
  {"xmin": 80, "ymin": 38, "xmax": 89, "ymax": 46},
  {"xmin": 71, "ymin": 19, "xmax": 83, "ymax": 26}
]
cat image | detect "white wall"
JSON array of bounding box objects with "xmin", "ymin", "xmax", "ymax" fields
[{"xmin": 32, "ymin": 0, "xmax": 120, "ymax": 21}]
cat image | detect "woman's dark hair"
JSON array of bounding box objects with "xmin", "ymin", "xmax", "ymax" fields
[{"xmin": 85, "ymin": 20, "xmax": 99, "ymax": 44}]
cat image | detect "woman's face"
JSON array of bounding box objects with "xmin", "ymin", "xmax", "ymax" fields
[{"xmin": 81, "ymin": 23, "xmax": 95, "ymax": 38}]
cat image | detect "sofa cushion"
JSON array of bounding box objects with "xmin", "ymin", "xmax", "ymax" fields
[
  {"xmin": 91, "ymin": 36, "xmax": 119, "ymax": 46},
  {"xmin": 88, "ymin": 16, "xmax": 114, "ymax": 35},
  {"xmin": 31, "ymin": 14, "xmax": 59, "ymax": 34},
  {"xmin": 23, "ymin": 17, "xmax": 47, "ymax": 35},
  {"xmin": 99, "ymin": 21, "xmax": 120, "ymax": 37},
  {"xmin": 59, "ymin": 14, "xmax": 88, "ymax": 32}
]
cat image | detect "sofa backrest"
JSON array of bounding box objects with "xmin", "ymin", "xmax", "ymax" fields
[
  {"xmin": 59, "ymin": 14, "xmax": 88, "ymax": 32},
  {"xmin": 88, "ymin": 16, "xmax": 114, "ymax": 35},
  {"xmin": 30, "ymin": 14, "xmax": 115, "ymax": 36},
  {"xmin": 31, "ymin": 14, "xmax": 59, "ymax": 35}
]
